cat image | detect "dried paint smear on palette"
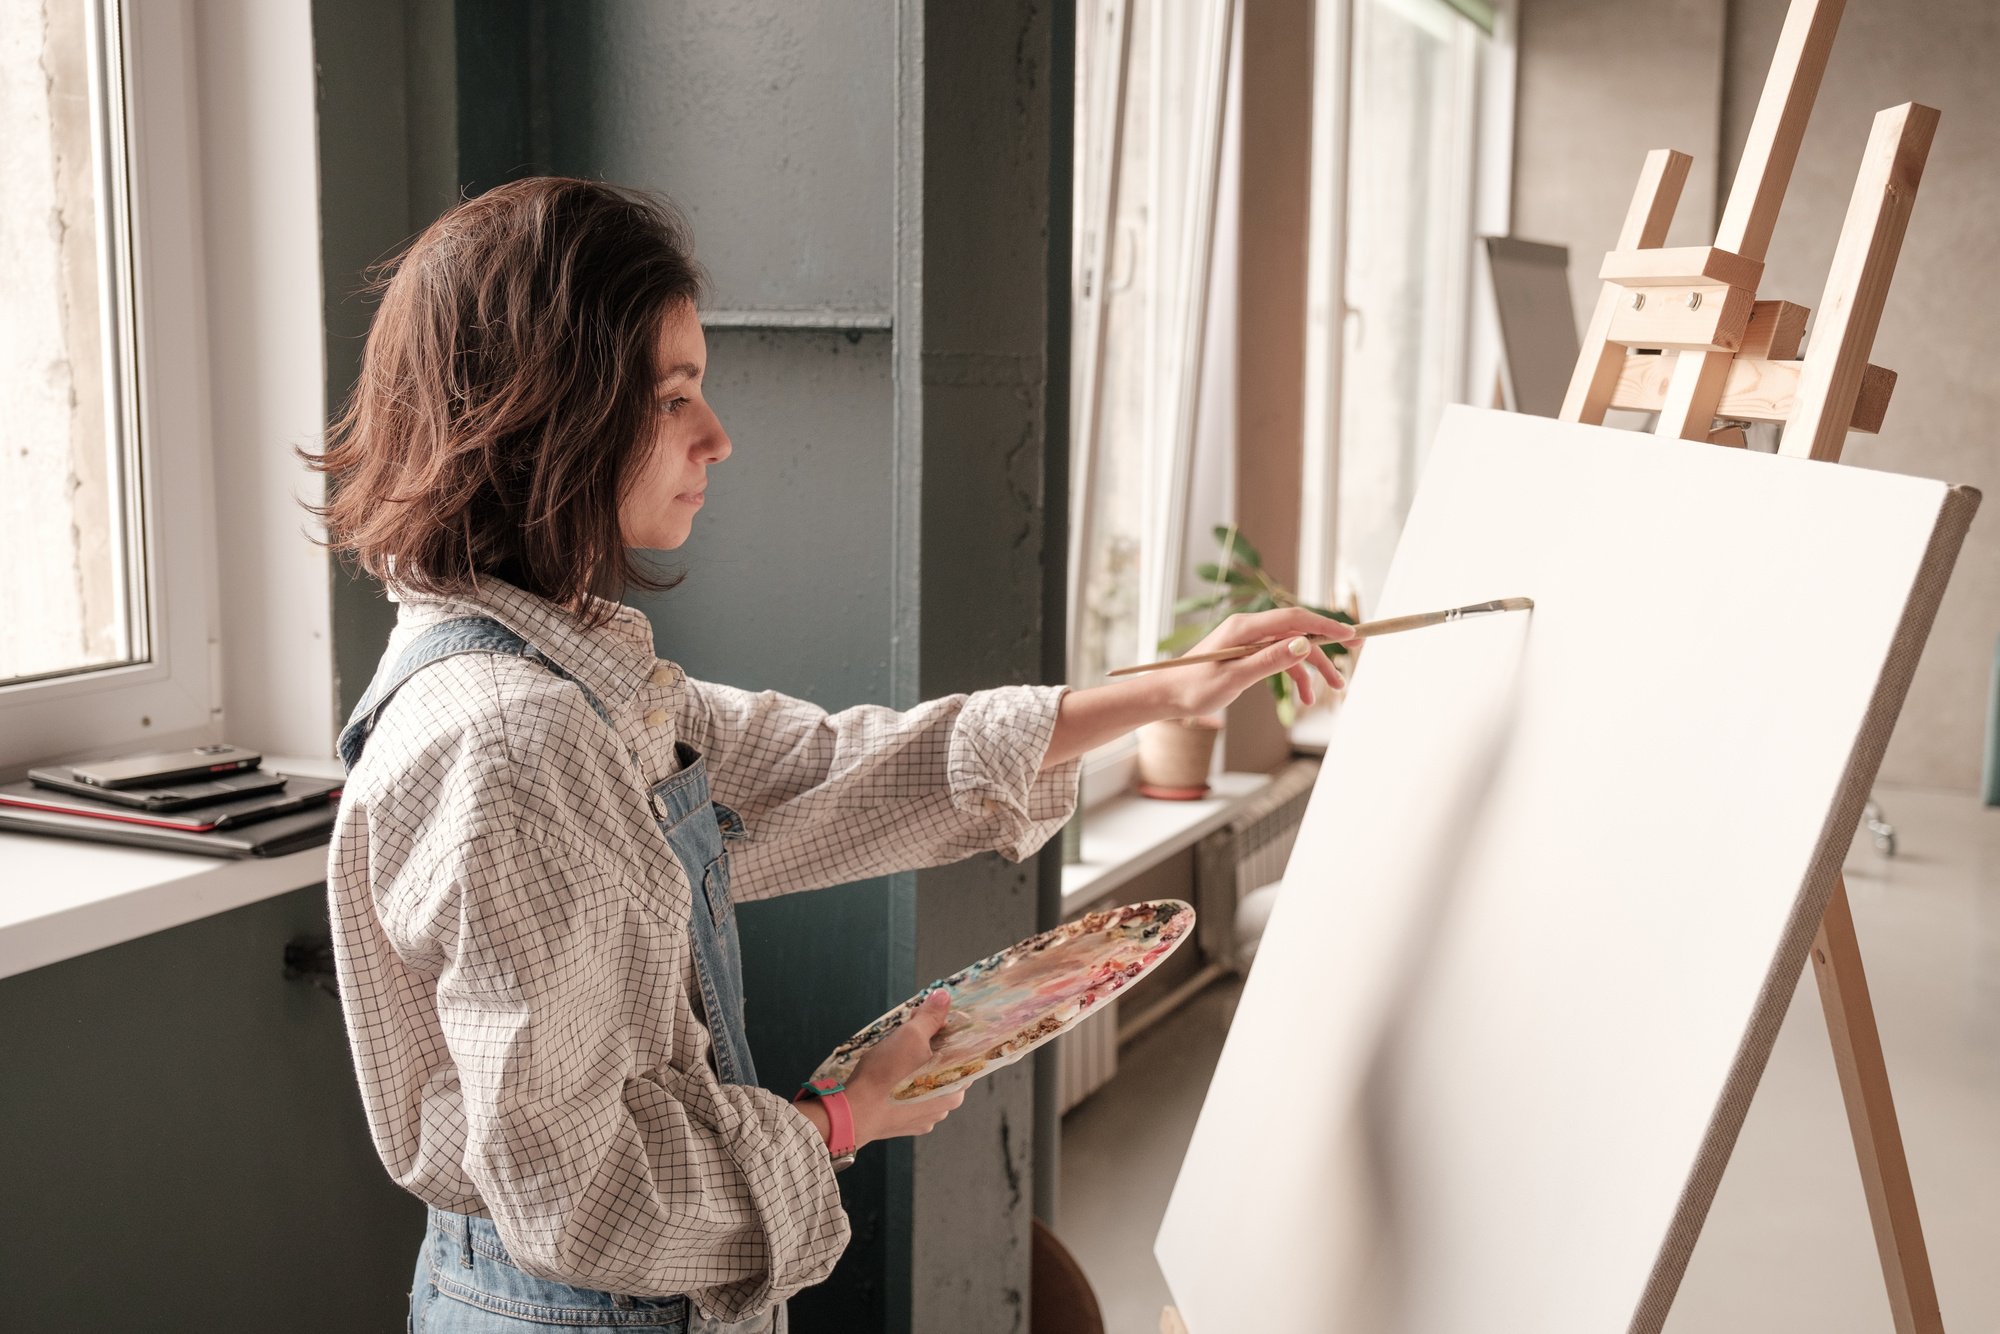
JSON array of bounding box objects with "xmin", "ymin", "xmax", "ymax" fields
[{"xmin": 813, "ymin": 900, "xmax": 1195, "ymax": 1102}]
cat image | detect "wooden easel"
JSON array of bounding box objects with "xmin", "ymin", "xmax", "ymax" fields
[
  {"xmin": 1163, "ymin": 2, "xmax": 1944, "ymax": 1331},
  {"xmin": 1561, "ymin": 0, "xmax": 1944, "ymax": 1329}
]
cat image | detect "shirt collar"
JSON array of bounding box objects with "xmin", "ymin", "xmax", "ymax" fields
[{"xmin": 391, "ymin": 575, "xmax": 658, "ymax": 716}]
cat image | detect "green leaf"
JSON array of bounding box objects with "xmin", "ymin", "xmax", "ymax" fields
[
  {"xmin": 1193, "ymin": 562, "xmax": 1254, "ymax": 587},
  {"xmin": 1213, "ymin": 524, "xmax": 1263, "ymax": 570},
  {"xmin": 1307, "ymin": 604, "xmax": 1357, "ymax": 626},
  {"xmin": 1245, "ymin": 593, "xmax": 1278, "ymax": 614},
  {"xmin": 1172, "ymin": 591, "xmax": 1227, "ymax": 617},
  {"xmin": 1156, "ymin": 622, "xmax": 1210, "ymax": 655}
]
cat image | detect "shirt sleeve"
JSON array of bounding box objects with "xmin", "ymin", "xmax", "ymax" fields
[
  {"xmin": 678, "ymin": 680, "xmax": 1083, "ymax": 902},
  {"xmin": 401, "ymin": 820, "xmax": 849, "ymax": 1319}
]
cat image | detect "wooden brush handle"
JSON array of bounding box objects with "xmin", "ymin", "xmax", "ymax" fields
[{"xmin": 1105, "ymin": 598, "xmax": 1531, "ymax": 678}]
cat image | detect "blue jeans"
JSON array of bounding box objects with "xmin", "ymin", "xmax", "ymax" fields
[{"xmin": 409, "ymin": 1212, "xmax": 786, "ymax": 1334}]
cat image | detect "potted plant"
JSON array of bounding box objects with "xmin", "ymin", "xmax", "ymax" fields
[{"xmin": 1135, "ymin": 525, "xmax": 1356, "ymax": 799}]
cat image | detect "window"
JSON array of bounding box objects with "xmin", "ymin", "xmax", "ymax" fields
[
  {"xmin": 1070, "ymin": 0, "xmax": 1508, "ymax": 780},
  {"xmin": 1295, "ymin": 0, "xmax": 1501, "ymax": 613},
  {"xmin": 1069, "ymin": 0, "xmax": 1234, "ymax": 696},
  {"xmin": 0, "ymin": 0, "xmax": 219, "ymax": 768},
  {"xmin": 2, "ymin": 0, "xmax": 143, "ymax": 686},
  {"xmin": 1331, "ymin": 0, "xmax": 1489, "ymax": 609}
]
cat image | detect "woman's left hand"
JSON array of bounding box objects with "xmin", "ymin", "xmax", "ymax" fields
[{"xmin": 1164, "ymin": 608, "xmax": 1353, "ymax": 717}]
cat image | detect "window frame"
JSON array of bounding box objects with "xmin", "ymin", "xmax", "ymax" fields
[
  {"xmin": 1069, "ymin": 0, "xmax": 1236, "ymax": 808},
  {"xmin": 0, "ymin": 0, "xmax": 221, "ymax": 772},
  {"xmin": 1299, "ymin": 0, "xmax": 1513, "ymax": 608}
]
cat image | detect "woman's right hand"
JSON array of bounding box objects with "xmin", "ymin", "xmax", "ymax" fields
[{"xmin": 822, "ymin": 989, "xmax": 965, "ymax": 1149}]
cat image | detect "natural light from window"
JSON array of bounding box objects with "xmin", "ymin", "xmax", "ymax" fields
[{"xmin": 0, "ymin": 0, "xmax": 144, "ymax": 687}]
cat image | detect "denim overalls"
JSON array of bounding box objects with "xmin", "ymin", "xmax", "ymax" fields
[{"xmin": 339, "ymin": 616, "xmax": 780, "ymax": 1334}]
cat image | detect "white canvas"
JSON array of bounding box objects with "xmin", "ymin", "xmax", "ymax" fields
[{"xmin": 1156, "ymin": 406, "xmax": 1976, "ymax": 1334}]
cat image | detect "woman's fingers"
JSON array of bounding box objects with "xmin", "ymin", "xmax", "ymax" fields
[
  {"xmin": 914, "ymin": 1090, "xmax": 966, "ymax": 1134},
  {"xmin": 1307, "ymin": 644, "xmax": 1346, "ymax": 691},
  {"xmin": 1220, "ymin": 607, "xmax": 1354, "ymax": 649},
  {"xmin": 874, "ymin": 990, "xmax": 950, "ymax": 1080},
  {"xmin": 1242, "ymin": 634, "xmax": 1315, "ymax": 680},
  {"xmin": 1286, "ymin": 661, "xmax": 1315, "ymax": 707}
]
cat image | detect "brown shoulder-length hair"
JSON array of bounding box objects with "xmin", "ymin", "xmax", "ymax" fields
[{"xmin": 307, "ymin": 177, "xmax": 705, "ymax": 622}]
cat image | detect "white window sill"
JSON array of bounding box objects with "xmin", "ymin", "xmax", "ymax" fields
[
  {"xmin": 0, "ymin": 755, "xmax": 342, "ymax": 981},
  {"xmin": 1061, "ymin": 771, "xmax": 1274, "ymax": 916}
]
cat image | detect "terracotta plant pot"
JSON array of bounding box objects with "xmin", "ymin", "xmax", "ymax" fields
[{"xmin": 1135, "ymin": 715, "xmax": 1224, "ymax": 799}]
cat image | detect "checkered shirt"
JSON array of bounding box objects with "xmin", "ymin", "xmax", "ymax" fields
[{"xmin": 326, "ymin": 577, "xmax": 1079, "ymax": 1320}]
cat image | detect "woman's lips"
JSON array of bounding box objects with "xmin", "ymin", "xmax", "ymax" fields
[{"xmin": 678, "ymin": 491, "xmax": 705, "ymax": 506}]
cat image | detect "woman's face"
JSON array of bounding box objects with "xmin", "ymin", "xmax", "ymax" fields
[{"xmin": 619, "ymin": 301, "xmax": 731, "ymax": 551}]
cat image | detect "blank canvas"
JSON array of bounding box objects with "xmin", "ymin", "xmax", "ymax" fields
[{"xmin": 1156, "ymin": 406, "xmax": 1976, "ymax": 1334}]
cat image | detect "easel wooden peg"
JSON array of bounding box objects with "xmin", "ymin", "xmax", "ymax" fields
[{"xmin": 1559, "ymin": 0, "xmax": 1946, "ymax": 1328}]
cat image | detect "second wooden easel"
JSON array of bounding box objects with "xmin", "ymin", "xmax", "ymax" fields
[{"xmin": 1561, "ymin": 0, "xmax": 1944, "ymax": 1329}]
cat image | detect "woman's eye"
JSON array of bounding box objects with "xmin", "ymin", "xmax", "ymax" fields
[{"xmin": 659, "ymin": 397, "xmax": 690, "ymax": 417}]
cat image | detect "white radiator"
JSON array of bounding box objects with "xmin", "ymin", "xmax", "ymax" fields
[
  {"xmin": 1056, "ymin": 997, "xmax": 1120, "ymax": 1114},
  {"xmin": 1194, "ymin": 758, "xmax": 1321, "ymax": 970},
  {"xmin": 1055, "ymin": 760, "xmax": 1322, "ymax": 1114}
]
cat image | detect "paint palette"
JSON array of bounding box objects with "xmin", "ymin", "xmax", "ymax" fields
[{"xmin": 811, "ymin": 900, "xmax": 1196, "ymax": 1103}]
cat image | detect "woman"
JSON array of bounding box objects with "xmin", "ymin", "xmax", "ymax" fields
[{"xmin": 314, "ymin": 177, "xmax": 1349, "ymax": 1333}]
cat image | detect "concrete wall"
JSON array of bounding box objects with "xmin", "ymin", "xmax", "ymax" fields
[
  {"xmin": 1512, "ymin": 0, "xmax": 1996, "ymax": 790},
  {"xmin": 1721, "ymin": 0, "xmax": 1999, "ymax": 791},
  {"xmin": 1512, "ymin": 0, "xmax": 1727, "ymax": 336}
]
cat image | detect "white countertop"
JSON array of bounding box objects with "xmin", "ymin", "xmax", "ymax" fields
[{"xmin": 0, "ymin": 757, "xmax": 342, "ymax": 981}]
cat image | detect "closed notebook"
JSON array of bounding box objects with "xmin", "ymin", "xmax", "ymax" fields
[
  {"xmin": 0, "ymin": 778, "xmax": 341, "ymax": 858},
  {"xmin": 0, "ymin": 775, "xmax": 343, "ymax": 831},
  {"xmin": 26, "ymin": 765, "xmax": 290, "ymax": 812}
]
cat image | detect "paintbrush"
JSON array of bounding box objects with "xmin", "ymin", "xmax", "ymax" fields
[{"xmin": 1105, "ymin": 597, "xmax": 1535, "ymax": 678}]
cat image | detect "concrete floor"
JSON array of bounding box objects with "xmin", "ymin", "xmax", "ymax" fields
[{"xmin": 1056, "ymin": 786, "xmax": 2000, "ymax": 1333}]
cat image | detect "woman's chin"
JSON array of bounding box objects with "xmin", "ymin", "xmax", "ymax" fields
[{"xmin": 627, "ymin": 526, "xmax": 692, "ymax": 554}]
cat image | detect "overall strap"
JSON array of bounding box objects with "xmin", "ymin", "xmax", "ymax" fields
[{"xmin": 337, "ymin": 615, "xmax": 614, "ymax": 773}]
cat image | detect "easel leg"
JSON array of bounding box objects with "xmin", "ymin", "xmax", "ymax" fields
[{"xmin": 1811, "ymin": 876, "xmax": 1944, "ymax": 1333}]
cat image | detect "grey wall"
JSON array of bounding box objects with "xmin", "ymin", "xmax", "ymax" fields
[
  {"xmin": 1513, "ymin": 0, "xmax": 1727, "ymax": 336},
  {"xmin": 1720, "ymin": 0, "xmax": 1999, "ymax": 791},
  {"xmin": 1513, "ymin": 0, "xmax": 1997, "ymax": 790},
  {"xmin": 0, "ymin": 888, "xmax": 424, "ymax": 1333}
]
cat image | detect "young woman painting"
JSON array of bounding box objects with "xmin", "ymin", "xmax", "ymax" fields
[{"xmin": 313, "ymin": 177, "xmax": 1349, "ymax": 1333}]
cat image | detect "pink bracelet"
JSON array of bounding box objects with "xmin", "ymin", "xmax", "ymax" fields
[{"xmin": 795, "ymin": 1078, "xmax": 857, "ymax": 1163}]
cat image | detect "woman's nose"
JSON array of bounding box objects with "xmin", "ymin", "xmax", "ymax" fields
[
  {"xmin": 704, "ymin": 425, "xmax": 732, "ymax": 464},
  {"xmin": 701, "ymin": 407, "xmax": 732, "ymax": 463}
]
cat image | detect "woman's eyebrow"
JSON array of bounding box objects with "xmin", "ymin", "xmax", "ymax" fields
[{"xmin": 657, "ymin": 361, "xmax": 703, "ymax": 387}]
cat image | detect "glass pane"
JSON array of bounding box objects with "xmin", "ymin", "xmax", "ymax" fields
[
  {"xmin": 1071, "ymin": 0, "xmax": 1157, "ymax": 688},
  {"xmin": 1336, "ymin": 0, "xmax": 1466, "ymax": 609},
  {"xmin": 0, "ymin": 0, "xmax": 143, "ymax": 685}
]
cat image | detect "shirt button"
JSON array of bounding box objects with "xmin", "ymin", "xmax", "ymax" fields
[
  {"xmin": 650, "ymin": 665, "xmax": 674, "ymax": 686},
  {"xmin": 644, "ymin": 708, "xmax": 670, "ymax": 727}
]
